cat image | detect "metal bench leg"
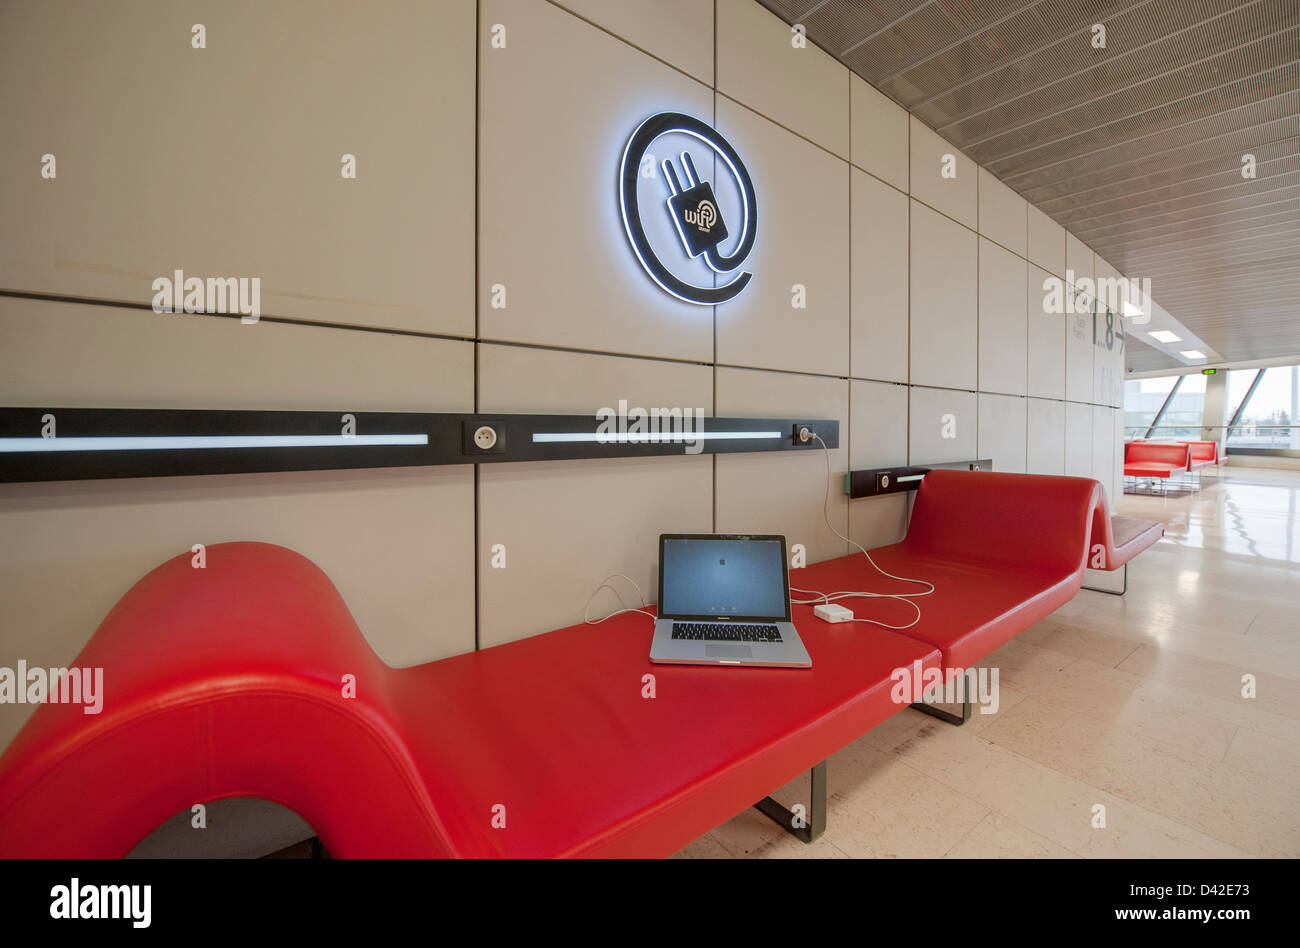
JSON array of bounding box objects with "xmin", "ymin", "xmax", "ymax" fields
[
  {"xmin": 1083, "ymin": 561, "xmax": 1127, "ymax": 596},
  {"xmin": 910, "ymin": 693, "xmax": 971, "ymax": 726},
  {"xmin": 754, "ymin": 760, "xmax": 827, "ymax": 844},
  {"xmin": 911, "ymin": 670, "xmax": 973, "ymax": 725}
]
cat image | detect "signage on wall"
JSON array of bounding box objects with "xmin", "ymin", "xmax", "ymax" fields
[{"xmin": 619, "ymin": 112, "xmax": 757, "ymax": 306}]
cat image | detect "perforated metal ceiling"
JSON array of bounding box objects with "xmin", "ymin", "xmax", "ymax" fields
[{"xmin": 759, "ymin": 0, "xmax": 1300, "ymax": 370}]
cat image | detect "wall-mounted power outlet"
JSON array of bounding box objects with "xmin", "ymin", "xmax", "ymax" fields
[{"xmin": 463, "ymin": 421, "xmax": 506, "ymax": 455}]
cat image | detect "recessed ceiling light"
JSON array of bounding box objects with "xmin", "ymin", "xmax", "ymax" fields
[
  {"xmin": 1180, "ymin": 350, "xmax": 1206, "ymax": 360},
  {"xmin": 1122, "ymin": 301, "xmax": 1145, "ymax": 317},
  {"xmin": 1148, "ymin": 330, "xmax": 1182, "ymax": 343}
]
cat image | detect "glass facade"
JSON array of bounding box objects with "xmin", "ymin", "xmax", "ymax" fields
[
  {"xmin": 1157, "ymin": 373, "xmax": 1206, "ymax": 440},
  {"xmin": 1123, "ymin": 376, "xmax": 1177, "ymax": 439},
  {"xmin": 1126, "ymin": 365, "xmax": 1300, "ymax": 452},
  {"xmin": 1226, "ymin": 366, "xmax": 1300, "ymax": 450}
]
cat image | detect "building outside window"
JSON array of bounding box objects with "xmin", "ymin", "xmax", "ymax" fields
[
  {"xmin": 1123, "ymin": 376, "xmax": 1177, "ymax": 439},
  {"xmin": 1155, "ymin": 373, "xmax": 1206, "ymax": 440},
  {"xmin": 1227, "ymin": 365, "xmax": 1300, "ymax": 450}
]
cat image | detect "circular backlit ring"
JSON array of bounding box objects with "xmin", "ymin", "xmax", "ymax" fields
[{"xmin": 619, "ymin": 112, "xmax": 757, "ymax": 306}]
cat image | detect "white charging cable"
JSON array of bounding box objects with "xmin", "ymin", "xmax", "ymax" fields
[
  {"xmin": 584, "ymin": 572, "xmax": 657, "ymax": 625},
  {"xmin": 785, "ymin": 433, "xmax": 935, "ymax": 631}
]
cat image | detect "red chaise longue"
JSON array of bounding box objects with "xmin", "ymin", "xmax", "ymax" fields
[{"xmin": 0, "ymin": 471, "xmax": 1161, "ymax": 857}]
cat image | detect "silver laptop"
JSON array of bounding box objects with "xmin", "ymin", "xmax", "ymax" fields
[{"xmin": 650, "ymin": 534, "xmax": 811, "ymax": 668}]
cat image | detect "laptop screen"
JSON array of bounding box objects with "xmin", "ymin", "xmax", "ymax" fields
[{"xmin": 658, "ymin": 535, "xmax": 790, "ymax": 621}]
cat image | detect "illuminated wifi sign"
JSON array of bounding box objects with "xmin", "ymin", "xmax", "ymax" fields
[{"xmin": 619, "ymin": 112, "xmax": 757, "ymax": 306}]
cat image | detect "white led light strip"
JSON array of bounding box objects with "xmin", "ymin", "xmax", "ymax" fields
[
  {"xmin": 532, "ymin": 431, "xmax": 782, "ymax": 444},
  {"xmin": 0, "ymin": 435, "xmax": 429, "ymax": 453}
]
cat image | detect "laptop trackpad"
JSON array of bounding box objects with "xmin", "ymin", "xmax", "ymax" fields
[{"xmin": 706, "ymin": 644, "xmax": 753, "ymax": 660}]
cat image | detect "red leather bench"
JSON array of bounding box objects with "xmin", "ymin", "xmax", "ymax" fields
[
  {"xmin": 1133, "ymin": 439, "xmax": 1218, "ymax": 471},
  {"xmin": 0, "ymin": 541, "xmax": 941, "ymax": 858},
  {"xmin": 0, "ymin": 471, "xmax": 1116, "ymax": 858},
  {"xmin": 1124, "ymin": 441, "xmax": 1191, "ymax": 479},
  {"xmin": 1182, "ymin": 440, "xmax": 1219, "ymax": 470},
  {"xmin": 1082, "ymin": 502, "xmax": 1164, "ymax": 595},
  {"xmin": 802, "ymin": 472, "xmax": 1099, "ymax": 671},
  {"xmin": 1089, "ymin": 507, "xmax": 1163, "ymax": 570}
]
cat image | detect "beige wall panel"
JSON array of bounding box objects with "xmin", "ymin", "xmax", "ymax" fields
[
  {"xmin": 476, "ymin": 345, "xmax": 714, "ymax": 647},
  {"xmin": 1066, "ymin": 231, "xmax": 1094, "ymax": 290},
  {"xmin": 477, "ymin": 343, "xmax": 714, "ymax": 416},
  {"xmin": 978, "ymin": 393, "xmax": 1028, "ymax": 474},
  {"xmin": 910, "ymin": 201, "xmax": 977, "ymax": 390},
  {"xmin": 1065, "ymin": 309, "xmax": 1095, "ymax": 405},
  {"xmin": 0, "ymin": 0, "xmax": 474, "ymax": 335},
  {"xmin": 1065, "ymin": 400, "xmax": 1093, "ymax": 477},
  {"xmin": 555, "ymin": 0, "xmax": 714, "ymax": 83},
  {"xmin": 1027, "ymin": 205, "xmax": 1066, "ymax": 279},
  {"xmin": 1092, "ymin": 403, "xmax": 1115, "ymax": 501},
  {"xmin": 478, "ymin": 454, "xmax": 713, "ymax": 648},
  {"xmin": 1094, "ymin": 254, "xmax": 1122, "ymax": 310},
  {"xmin": 848, "ymin": 379, "xmax": 909, "ymax": 550},
  {"xmin": 715, "ymin": 98, "xmax": 850, "ymax": 376},
  {"xmin": 978, "ymin": 168, "xmax": 1027, "ymax": 257},
  {"xmin": 478, "ymin": 0, "xmax": 714, "ymax": 362},
  {"xmin": 851, "ymin": 169, "xmax": 909, "ymax": 383},
  {"xmin": 715, "ymin": 368, "xmax": 849, "ymax": 566},
  {"xmin": 716, "ymin": 0, "xmax": 850, "ymax": 158},
  {"xmin": 0, "ymin": 466, "xmax": 477, "ymax": 752},
  {"xmin": 1094, "ymin": 260, "xmax": 1126, "ymax": 409},
  {"xmin": 0, "ymin": 296, "xmax": 476, "ymax": 753},
  {"xmin": 908, "ymin": 385, "xmax": 976, "ymax": 465},
  {"xmin": 1027, "ymin": 397, "xmax": 1066, "ymax": 475},
  {"xmin": 909, "ymin": 118, "xmax": 976, "ymax": 229},
  {"xmin": 0, "ymin": 298, "xmax": 472, "ymax": 411},
  {"xmin": 1027, "ymin": 263, "xmax": 1067, "ymax": 401},
  {"xmin": 1093, "ymin": 314, "xmax": 1124, "ymax": 407},
  {"xmin": 850, "ymin": 75, "xmax": 908, "ymax": 191},
  {"xmin": 978, "ymin": 238, "xmax": 1028, "ymax": 396},
  {"xmin": 1113, "ymin": 408, "xmax": 1126, "ymax": 502}
]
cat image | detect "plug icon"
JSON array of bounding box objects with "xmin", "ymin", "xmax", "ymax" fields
[{"xmin": 662, "ymin": 152, "xmax": 729, "ymax": 259}]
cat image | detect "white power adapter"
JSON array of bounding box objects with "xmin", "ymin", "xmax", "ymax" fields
[{"xmin": 814, "ymin": 603, "xmax": 854, "ymax": 624}]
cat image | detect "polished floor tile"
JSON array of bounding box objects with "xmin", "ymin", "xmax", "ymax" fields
[
  {"xmin": 673, "ymin": 465, "xmax": 1300, "ymax": 858},
  {"xmin": 983, "ymin": 695, "xmax": 1300, "ymax": 857},
  {"xmin": 943, "ymin": 811, "xmax": 1076, "ymax": 859},
  {"xmin": 670, "ymin": 832, "xmax": 736, "ymax": 859},
  {"xmin": 1016, "ymin": 618, "xmax": 1144, "ymax": 668},
  {"xmin": 860, "ymin": 709, "xmax": 1249, "ymax": 858}
]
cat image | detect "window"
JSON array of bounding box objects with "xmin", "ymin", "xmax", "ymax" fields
[
  {"xmin": 1126, "ymin": 365, "xmax": 1300, "ymax": 450},
  {"xmin": 1224, "ymin": 368, "xmax": 1258, "ymax": 433},
  {"xmin": 1124, "ymin": 376, "xmax": 1176, "ymax": 439},
  {"xmin": 1226, "ymin": 366, "xmax": 1300, "ymax": 450},
  {"xmin": 1156, "ymin": 373, "xmax": 1205, "ymax": 440}
]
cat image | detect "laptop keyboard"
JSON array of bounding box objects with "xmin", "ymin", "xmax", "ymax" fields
[{"xmin": 672, "ymin": 622, "xmax": 782, "ymax": 643}]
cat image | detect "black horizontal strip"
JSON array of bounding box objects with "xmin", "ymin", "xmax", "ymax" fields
[
  {"xmin": 0, "ymin": 408, "xmax": 838, "ymax": 483},
  {"xmin": 846, "ymin": 459, "xmax": 993, "ymax": 498}
]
